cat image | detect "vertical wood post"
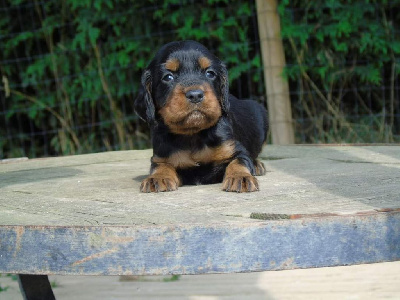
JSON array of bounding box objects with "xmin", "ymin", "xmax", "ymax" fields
[{"xmin": 256, "ymin": 0, "xmax": 295, "ymax": 144}]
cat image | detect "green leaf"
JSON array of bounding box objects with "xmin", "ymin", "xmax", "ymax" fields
[
  {"xmin": 72, "ymin": 31, "xmax": 87, "ymax": 50},
  {"xmin": 354, "ymin": 66, "xmax": 382, "ymax": 85},
  {"xmin": 88, "ymin": 26, "xmax": 100, "ymax": 46},
  {"xmin": 392, "ymin": 41, "xmax": 400, "ymax": 54}
]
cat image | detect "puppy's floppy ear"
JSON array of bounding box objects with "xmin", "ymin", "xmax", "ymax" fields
[
  {"xmin": 220, "ymin": 63, "xmax": 230, "ymax": 113},
  {"xmin": 134, "ymin": 70, "xmax": 156, "ymax": 125}
]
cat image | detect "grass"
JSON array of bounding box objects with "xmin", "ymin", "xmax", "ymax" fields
[
  {"xmin": 51, "ymin": 280, "xmax": 59, "ymax": 288},
  {"xmin": 0, "ymin": 274, "xmax": 15, "ymax": 293},
  {"xmin": 0, "ymin": 284, "xmax": 9, "ymax": 292},
  {"xmin": 163, "ymin": 275, "xmax": 181, "ymax": 282}
]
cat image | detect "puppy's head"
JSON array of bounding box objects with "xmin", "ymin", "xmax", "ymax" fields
[{"xmin": 134, "ymin": 40, "xmax": 229, "ymax": 135}]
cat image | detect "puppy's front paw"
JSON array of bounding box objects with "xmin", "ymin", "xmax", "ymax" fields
[
  {"xmin": 222, "ymin": 173, "xmax": 259, "ymax": 193},
  {"xmin": 140, "ymin": 175, "xmax": 180, "ymax": 193},
  {"xmin": 254, "ymin": 160, "xmax": 266, "ymax": 176}
]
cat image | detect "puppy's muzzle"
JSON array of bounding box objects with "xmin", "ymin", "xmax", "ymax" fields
[{"xmin": 186, "ymin": 89, "xmax": 204, "ymax": 104}]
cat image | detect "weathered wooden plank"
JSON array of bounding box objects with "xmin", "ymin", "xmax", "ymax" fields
[
  {"xmin": 1, "ymin": 210, "xmax": 399, "ymax": 275},
  {"xmin": 0, "ymin": 146, "xmax": 399, "ymax": 275},
  {"xmin": 0, "ymin": 146, "xmax": 399, "ymax": 226}
]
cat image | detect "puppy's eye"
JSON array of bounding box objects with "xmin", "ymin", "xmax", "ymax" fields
[
  {"xmin": 206, "ymin": 69, "xmax": 216, "ymax": 79},
  {"xmin": 162, "ymin": 74, "xmax": 174, "ymax": 82}
]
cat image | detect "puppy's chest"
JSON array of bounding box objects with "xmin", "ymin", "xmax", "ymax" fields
[{"xmin": 153, "ymin": 140, "xmax": 235, "ymax": 169}]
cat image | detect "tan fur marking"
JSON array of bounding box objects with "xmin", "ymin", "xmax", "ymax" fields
[
  {"xmin": 140, "ymin": 163, "xmax": 181, "ymax": 193},
  {"xmin": 224, "ymin": 159, "xmax": 251, "ymax": 177},
  {"xmin": 150, "ymin": 163, "xmax": 178, "ymax": 177},
  {"xmin": 222, "ymin": 159, "xmax": 259, "ymax": 192},
  {"xmin": 152, "ymin": 151, "xmax": 197, "ymax": 169},
  {"xmin": 165, "ymin": 58, "xmax": 180, "ymax": 72},
  {"xmin": 198, "ymin": 56, "xmax": 211, "ymax": 69},
  {"xmin": 159, "ymin": 83, "xmax": 222, "ymax": 135},
  {"xmin": 192, "ymin": 140, "xmax": 235, "ymax": 163},
  {"xmin": 254, "ymin": 160, "xmax": 266, "ymax": 176},
  {"xmin": 152, "ymin": 141, "xmax": 235, "ymax": 169}
]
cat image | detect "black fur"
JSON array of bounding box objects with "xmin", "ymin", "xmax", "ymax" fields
[{"xmin": 135, "ymin": 40, "xmax": 268, "ymax": 192}]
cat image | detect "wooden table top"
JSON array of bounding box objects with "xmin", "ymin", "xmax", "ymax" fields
[{"xmin": 1, "ymin": 146, "xmax": 399, "ymax": 275}]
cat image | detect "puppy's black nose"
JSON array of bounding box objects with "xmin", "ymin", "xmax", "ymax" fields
[{"xmin": 185, "ymin": 89, "xmax": 204, "ymax": 104}]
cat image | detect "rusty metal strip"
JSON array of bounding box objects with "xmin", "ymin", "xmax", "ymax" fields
[
  {"xmin": 250, "ymin": 207, "xmax": 400, "ymax": 220},
  {"xmin": 1, "ymin": 209, "xmax": 399, "ymax": 275}
]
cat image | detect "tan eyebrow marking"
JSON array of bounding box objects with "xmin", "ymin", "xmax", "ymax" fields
[
  {"xmin": 198, "ymin": 56, "xmax": 211, "ymax": 69},
  {"xmin": 165, "ymin": 58, "xmax": 180, "ymax": 72}
]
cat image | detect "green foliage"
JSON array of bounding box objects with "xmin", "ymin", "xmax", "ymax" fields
[
  {"xmin": 279, "ymin": 0, "xmax": 400, "ymax": 143},
  {"xmin": 152, "ymin": 0, "xmax": 259, "ymax": 82},
  {"xmin": 0, "ymin": 284, "xmax": 9, "ymax": 292},
  {"xmin": 1, "ymin": 1, "xmax": 399, "ymax": 158},
  {"xmin": 0, "ymin": 274, "xmax": 14, "ymax": 292},
  {"xmin": 0, "ymin": 0, "xmax": 261, "ymax": 158},
  {"xmin": 163, "ymin": 274, "xmax": 181, "ymax": 282},
  {"xmin": 9, "ymin": 274, "xmax": 18, "ymax": 281},
  {"xmin": 50, "ymin": 280, "xmax": 59, "ymax": 288}
]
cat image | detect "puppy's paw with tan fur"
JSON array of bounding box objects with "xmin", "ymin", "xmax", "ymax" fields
[
  {"xmin": 254, "ymin": 160, "xmax": 266, "ymax": 176},
  {"xmin": 222, "ymin": 173, "xmax": 259, "ymax": 193},
  {"xmin": 140, "ymin": 175, "xmax": 180, "ymax": 193}
]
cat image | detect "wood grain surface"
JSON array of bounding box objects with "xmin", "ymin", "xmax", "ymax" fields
[{"xmin": 1, "ymin": 146, "xmax": 399, "ymax": 275}]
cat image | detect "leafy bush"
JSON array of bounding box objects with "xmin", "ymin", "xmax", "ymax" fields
[
  {"xmin": 0, "ymin": 0, "xmax": 262, "ymax": 158},
  {"xmin": 278, "ymin": 0, "xmax": 400, "ymax": 143},
  {"xmin": 0, "ymin": 0, "xmax": 399, "ymax": 158}
]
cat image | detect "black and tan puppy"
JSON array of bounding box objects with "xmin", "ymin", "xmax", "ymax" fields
[{"xmin": 135, "ymin": 40, "xmax": 268, "ymax": 193}]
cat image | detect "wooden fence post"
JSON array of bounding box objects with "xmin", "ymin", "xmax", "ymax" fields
[{"xmin": 256, "ymin": 0, "xmax": 295, "ymax": 144}]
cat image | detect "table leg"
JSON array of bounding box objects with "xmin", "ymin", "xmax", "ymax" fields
[{"xmin": 17, "ymin": 274, "xmax": 56, "ymax": 300}]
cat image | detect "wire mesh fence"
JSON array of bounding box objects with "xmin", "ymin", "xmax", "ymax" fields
[
  {"xmin": 1, "ymin": 0, "xmax": 399, "ymax": 159},
  {"xmin": 281, "ymin": 0, "xmax": 400, "ymax": 144}
]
